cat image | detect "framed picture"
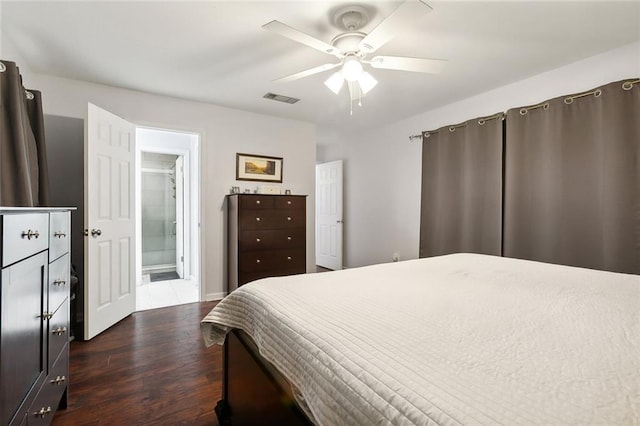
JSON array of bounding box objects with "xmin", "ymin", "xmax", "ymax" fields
[{"xmin": 236, "ymin": 153, "xmax": 283, "ymax": 183}]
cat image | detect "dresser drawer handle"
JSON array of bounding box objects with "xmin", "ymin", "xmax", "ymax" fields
[
  {"xmin": 53, "ymin": 279, "xmax": 67, "ymax": 286},
  {"xmin": 256, "ymin": 217, "xmax": 261, "ymax": 222},
  {"xmin": 287, "ymin": 256, "xmax": 292, "ymax": 260},
  {"xmin": 33, "ymin": 407, "xmax": 52, "ymax": 418},
  {"xmin": 287, "ymin": 217, "xmax": 292, "ymax": 221},
  {"xmin": 256, "ymin": 238, "xmax": 261, "ymax": 242},
  {"xmin": 256, "ymin": 200, "xmax": 261, "ymax": 204},
  {"xmin": 287, "ymin": 200, "xmax": 292, "ymax": 205},
  {"xmin": 256, "ymin": 259, "xmax": 261, "ymax": 264},
  {"xmin": 52, "ymin": 326, "xmax": 67, "ymax": 336},
  {"xmin": 287, "ymin": 236, "xmax": 292, "ymax": 241},
  {"xmin": 54, "ymin": 231, "xmax": 67, "ymax": 238},
  {"xmin": 21, "ymin": 229, "xmax": 40, "ymax": 240},
  {"xmin": 50, "ymin": 375, "xmax": 66, "ymax": 385}
]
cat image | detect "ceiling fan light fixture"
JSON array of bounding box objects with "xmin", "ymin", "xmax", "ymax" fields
[
  {"xmin": 324, "ymin": 71, "xmax": 345, "ymax": 94},
  {"xmin": 358, "ymin": 71, "xmax": 378, "ymax": 95},
  {"xmin": 342, "ymin": 57, "xmax": 363, "ymax": 82}
]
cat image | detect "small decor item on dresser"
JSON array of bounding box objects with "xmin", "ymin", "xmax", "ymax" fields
[
  {"xmin": 236, "ymin": 153, "xmax": 283, "ymax": 183},
  {"xmin": 257, "ymin": 185, "xmax": 281, "ymax": 194},
  {"xmin": 284, "ymin": 189, "xmax": 292, "ymax": 195},
  {"xmin": 230, "ymin": 186, "xmax": 240, "ymax": 194}
]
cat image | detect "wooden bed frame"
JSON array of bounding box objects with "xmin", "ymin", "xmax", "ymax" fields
[{"xmin": 215, "ymin": 329, "xmax": 311, "ymax": 425}]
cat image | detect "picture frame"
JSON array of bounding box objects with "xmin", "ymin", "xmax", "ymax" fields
[{"xmin": 236, "ymin": 153, "xmax": 283, "ymax": 183}]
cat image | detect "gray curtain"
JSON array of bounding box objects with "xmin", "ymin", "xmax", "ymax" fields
[
  {"xmin": 0, "ymin": 60, "xmax": 50, "ymax": 206},
  {"xmin": 504, "ymin": 78, "xmax": 639, "ymax": 275},
  {"xmin": 419, "ymin": 114, "xmax": 503, "ymax": 258}
]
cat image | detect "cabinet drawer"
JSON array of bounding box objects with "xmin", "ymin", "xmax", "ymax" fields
[
  {"xmin": 48, "ymin": 254, "xmax": 70, "ymax": 313},
  {"xmin": 2, "ymin": 213, "xmax": 49, "ymax": 267},
  {"xmin": 49, "ymin": 212, "xmax": 70, "ymax": 262},
  {"xmin": 239, "ymin": 270, "xmax": 305, "ymax": 286},
  {"xmin": 239, "ymin": 195, "xmax": 274, "ymax": 210},
  {"xmin": 239, "ymin": 229, "xmax": 305, "ymax": 251},
  {"xmin": 239, "ymin": 249, "xmax": 305, "ymax": 273},
  {"xmin": 274, "ymin": 196, "xmax": 305, "ymax": 210},
  {"xmin": 48, "ymin": 299, "xmax": 69, "ymax": 366},
  {"xmin": 239, "ymin": 209, "xmax": 305, "ymax": 230},
  {"xmin": 26, "ymin": 348, "xmax": 68, "ymax": 426}
]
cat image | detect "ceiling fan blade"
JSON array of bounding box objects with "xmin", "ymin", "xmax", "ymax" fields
[
  {"xmin": 369, "ymin": 56, "xmax": 446, "ymax": 74},
  {"xmin": 263, "ymin": 20, "xmax": 339, "ymax": 56},
  {"xmin": 359, "ymin": 0, "xmax": 433, "ymax": 54},
  {"xmin": 273, "ymin": 63, "xmax": 341, "ymax": 83}
]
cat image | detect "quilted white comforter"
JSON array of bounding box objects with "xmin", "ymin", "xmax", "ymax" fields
[{"xmin": 201, "ymin": 253, "xmax": 640, "ymax": 425}]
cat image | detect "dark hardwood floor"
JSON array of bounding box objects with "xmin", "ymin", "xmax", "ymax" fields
[{"xmin": 53, "ymin": 301, "xmax": 220, "ymax": 425}]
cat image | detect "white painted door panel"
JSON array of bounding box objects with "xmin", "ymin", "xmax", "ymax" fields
[
  {"xmin": 316, "ymin": 160, "xmax": 343, "ymax": 270},
  {"xmin": 85, "ymin": 103, "xmax": 136, "ymax": 340}
]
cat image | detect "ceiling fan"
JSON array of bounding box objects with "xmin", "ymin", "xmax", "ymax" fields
[{"xmin": 263, "ymin": 0, "xmax": 446, "ymax": 107}]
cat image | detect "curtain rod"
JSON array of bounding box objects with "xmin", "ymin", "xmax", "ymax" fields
[
  {"xmin": 410, "ymin": 112, "xmax": 505, "ymax": 140},
  {"xmin": 411, "ymin": 79, "xmax": 638, "ymax": 140}
]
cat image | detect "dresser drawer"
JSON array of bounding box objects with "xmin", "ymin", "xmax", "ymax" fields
[
  {"xmin": 239, "ymin": 195, "xmax": 274, "ymax": 209},
  {"xmin": 239, "ymin": 209, "xmax": 305, "ymax": 230},
  {"xmin": 239, "ymin": 248, "xmax": 305, "ymax": 273},
  {"xmin": 239, "ymin": 270, "xmax": 305, "ymax": 286},
  {"xmin": 48, "ymin": 254, "xmax": 70, "ymax": 313},
  {"xmin": 26, "ymin": 347, "xmax": 68, "ymax": 426},
  {"xmin": 239, "ymin": 229, "xmax": 305, "ymax": 251},
  {"xmin": 274, "ymin": 196, "xmax": 305, "ymax": 210},
  {"xmin": 2, "ymin": 213, "xmax": 49, "ymax": 267},
  {"xmin": 48, "ymin": 298, "xmax": 69, "ymax": 366},
  {"xmin": 49, "ymin": 212, "xmax": 70, "ymax": 262}
]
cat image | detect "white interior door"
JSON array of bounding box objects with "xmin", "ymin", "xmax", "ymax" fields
[
  {"xmin": 316, "ymin": 160, "xmax": 343, "ymax": 270},
  {"xmin": 85, "ymin": 103, "xmax": 136, "ymax": 340},
  {"xmin": 175, "ymin": 156, "xmax": 184, "ymax": 279}
]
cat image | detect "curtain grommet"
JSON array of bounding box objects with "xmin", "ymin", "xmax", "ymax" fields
[
  {"xmin": 0, "ymin": 62, "xmax": 6, "ymax": 73},
  {"xmin": 25, "ymin": 91, "xmax": 35, "ymax": 100},
  {"xmin": 621, "ymin": 80, "xmax": 639, "ymax": 90},
  {"xmin": 519, "ymin": 108, "xmax": 528, "ymax": 115},
  {"xmin": 594, "ymin": 89, "xmax": 602, "ymax": 97},
  {"xmin": 478, "ymin": 119, "xmax": 486, "ymax": 125}
]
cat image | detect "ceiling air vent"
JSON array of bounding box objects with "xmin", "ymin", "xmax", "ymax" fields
[{"xmin": 263, "ymin": 92, "xmax": 300, "ymax": 104}]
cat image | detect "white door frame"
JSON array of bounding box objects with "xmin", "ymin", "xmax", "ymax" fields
[{"xmin": 134, "ymin": 127, "xmax": 201, "ymax": 292}]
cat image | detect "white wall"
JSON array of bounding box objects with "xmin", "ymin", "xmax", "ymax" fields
[
  {"xmin": 318, "ymin": 41, "xmax": 640, "ymax": 268},
  {"xmin": 23, "ymin": 73, "xmax": 316, "ymax": 301}
]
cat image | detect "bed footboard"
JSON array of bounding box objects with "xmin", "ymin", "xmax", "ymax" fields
[{"xmin": 216, "ymin": 329, "xmax": 310, "ymax": 425}]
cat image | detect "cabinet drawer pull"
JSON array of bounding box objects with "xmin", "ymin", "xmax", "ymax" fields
[
  {"xmin": 21, "ymin": 229, "xmax": 40, "ymax": 240},
  {"xmin": 287, "ymin": 236, "xmax": 292, "ymax": 241},
  {"xmin": 53, "ymin": 279, "xmax": 67, "ymax": 286},
  {"xmin": 50, "ymin": 375, "xmax": 66, "ymax": 385},
  {"xmin": 52, "ymin": 326, "xmax": 67, "ymax": 336},
  {"xmin": 287, "ymin": 200, "xmax": 292, "ymax": 205},
  {"xmin": 33, "ymin": 407, "xmax": 52, "ymax": 418},
  {"xmin": 256, "ymin": 217, "xmax": 261, "ymax": 222},
  {"xmin": 287, "ymin": 217, "xmax": 292, "ymax": 221},
  {"xmin": 40, "ymin": 311, "xmax": 54, "ymax": 320},
  {"xmin": 287, "ymin": 256, "xmax": 292, "ymax": 260},
  {"xmin": 53, "ymin": 231, "xmax": 67, "ymax": 238},
  {"xmin": 256, "ymin": 259, "xmax": 261, "ymax": 264},
  {"xmin": 256, "ymin": 200, "xmax": 261, "ymax": 205},
  {"xmin": 256, "ymin": 238, "xmax": 261, "ymax": 242}
]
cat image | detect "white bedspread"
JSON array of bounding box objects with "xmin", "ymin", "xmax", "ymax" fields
[{"xmin": 201, "ymin": 253, "xmax": 640, "ymax": 425}]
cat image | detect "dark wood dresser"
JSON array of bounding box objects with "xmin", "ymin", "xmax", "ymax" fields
[
  {"xmin": 0, "ymin": 208, "xmax": 72, "ymax": 425},
  {"xmin": 228, "ymin": 194, "xmax": 306, "ymax": 292}
]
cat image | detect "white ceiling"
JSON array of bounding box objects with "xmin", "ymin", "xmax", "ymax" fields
[{"xmin": 3, "ymin": 1, "xmax": 639, "ymax": 131}]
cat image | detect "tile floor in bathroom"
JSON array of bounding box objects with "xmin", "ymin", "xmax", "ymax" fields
[{"xmin": 136, "ymin": 275, "xmax": 199, "ymax": 311}]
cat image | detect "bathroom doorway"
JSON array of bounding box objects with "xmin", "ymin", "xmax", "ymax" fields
[{"xmin": 135, "ymin": 127, "xmax": 200, "ymax": 311}]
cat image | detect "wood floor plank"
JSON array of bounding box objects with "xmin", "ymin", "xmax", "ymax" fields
[{"xmin": 53, "ymin": 301, "xmax": 220, "ymax": 425}]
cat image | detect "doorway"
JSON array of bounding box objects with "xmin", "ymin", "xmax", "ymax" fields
[{"xmin": 135, "ymin": 127, "xmax": 200, "ymax": 311}]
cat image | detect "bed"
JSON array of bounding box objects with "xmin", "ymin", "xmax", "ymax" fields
[{"xmin": 201, "ymin": 253, "xmax": 640, "ymax": 425}]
